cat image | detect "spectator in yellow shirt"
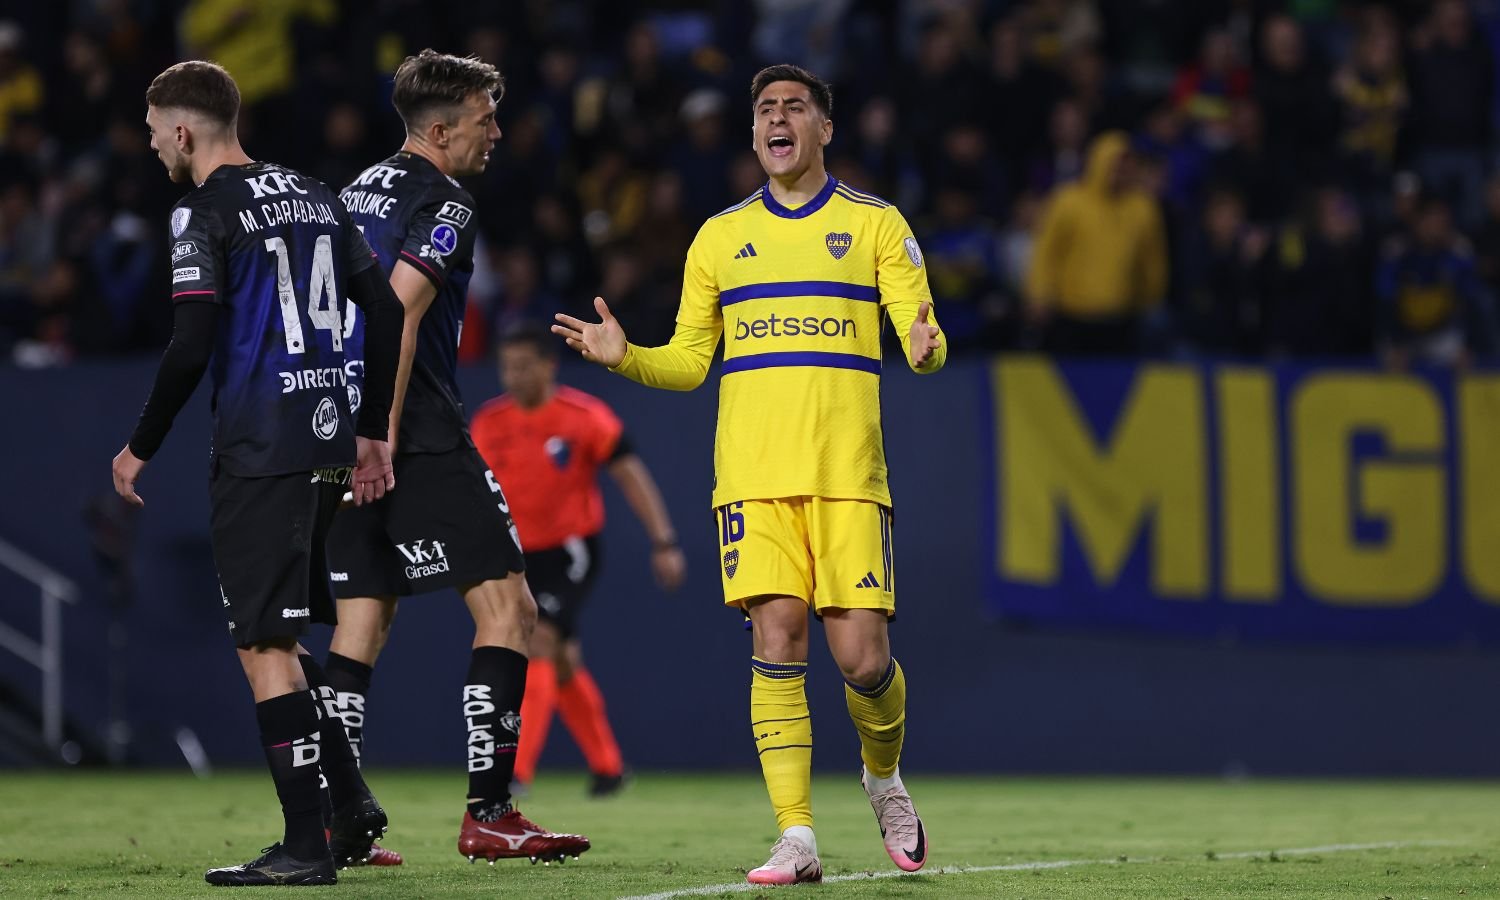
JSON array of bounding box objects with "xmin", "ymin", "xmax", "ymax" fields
[{"xmin": 1025, "ymin": 130, "xmax": 1168, "ymax": 354}]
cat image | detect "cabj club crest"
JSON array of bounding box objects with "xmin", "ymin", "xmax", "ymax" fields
[
  {"xmin": 825, "ymin": 232, "xmax": 853, "ymax": 260},
  {"xmin": 723, "ymin": 548, "xmax": 740, "ymax": 579}
]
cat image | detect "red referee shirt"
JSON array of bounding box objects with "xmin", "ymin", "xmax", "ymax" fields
[{"xmin": 470, "ymin": 385, "xmax": 624, "ymax": 552}]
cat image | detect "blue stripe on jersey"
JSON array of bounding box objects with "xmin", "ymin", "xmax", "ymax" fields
[
  {"xmin": 711, "ymin": 189, "xmax": 764, "ymax": 219},
  {"xmin": 834, "ymin": 188, "xmax": 889, "ymax": 209},
  {"xmin": 720, "ymin": 280, "xmax": 879, "ymax": 305},
  {"xmin": 835, "ymin": 181, "xmax": 891, "ymax": 206},
  {"xmin": 722, "ymin": 351, "xmax": 881, "ymax": 375}
]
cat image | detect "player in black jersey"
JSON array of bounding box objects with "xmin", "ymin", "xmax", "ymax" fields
[
  {"xmin": 319, "ymin": 49, "xmax": 590, "ymax": 865},
  {"xmin": 110, "ymin": 61, "xmax": 405, "ymax": 887}
]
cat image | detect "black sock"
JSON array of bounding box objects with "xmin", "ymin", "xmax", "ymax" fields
[
  {"xmin": 256, "ymin": 692, "xmax": 328, "ymax": 860},
  {"xmin": 298, "ymin": 654, "xmax": 370, "ymax": 813},
  {"xmin": 323, "ymin": 652, "xmax": 373, "ymax": 765},
  {"xmin": 464, "ymin": 645, "xmax": 527, "ymax": 820}
]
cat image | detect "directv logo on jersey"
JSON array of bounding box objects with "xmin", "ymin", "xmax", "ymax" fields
[
  {"xmin": 281, "ymin": 366, "xmax": 348, "ymax": 394},
  {"xmin": 397, "ymin": 538, "xmax": 450, "ymax": 580}
]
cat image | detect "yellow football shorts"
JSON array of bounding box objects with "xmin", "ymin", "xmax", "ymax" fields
[{"xmin": 714, "ymin": 497, "xmax": 895, "ymax": 614}]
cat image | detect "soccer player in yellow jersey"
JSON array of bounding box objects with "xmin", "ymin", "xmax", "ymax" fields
[{"xmin": 554, "ymin": 63, "xmax": 944, "ymax": 884}]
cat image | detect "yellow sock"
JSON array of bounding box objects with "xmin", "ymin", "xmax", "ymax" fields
[
  {"xmin": 751, "ymin": 657, "xmax": 813, "ymax": 831},
  {"xmin": 845, "ymin": 657, "xmax": 905, "ymax": 778}
]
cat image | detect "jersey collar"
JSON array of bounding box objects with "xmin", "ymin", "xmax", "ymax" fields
[{"xmin": 761, "ymin": 173, "xmax": 837, "ymax": 220}]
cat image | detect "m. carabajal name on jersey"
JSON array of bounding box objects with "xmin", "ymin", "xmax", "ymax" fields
[{"xmin": 680, "ymin": 174, "xmax": 933, "ymax": 507}]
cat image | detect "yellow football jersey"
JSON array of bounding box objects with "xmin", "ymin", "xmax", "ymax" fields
[{"xmin": 613, "ymin": 174, "xmax": 945, "ymax": 507}]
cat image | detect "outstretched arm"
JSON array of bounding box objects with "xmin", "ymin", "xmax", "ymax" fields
[{"xmin": 553, "ymin": 297, "xmax": 721, "ymax": 391}]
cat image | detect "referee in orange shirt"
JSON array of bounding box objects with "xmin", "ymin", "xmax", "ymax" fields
[{"xmin": 471, "ymin": 322, "xmax": 686, "ymax": 796}]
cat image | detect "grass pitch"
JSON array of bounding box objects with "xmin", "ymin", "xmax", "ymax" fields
[{"xmin": 0, "ymin": 770, "xmax": 1494, "ymax": 898}]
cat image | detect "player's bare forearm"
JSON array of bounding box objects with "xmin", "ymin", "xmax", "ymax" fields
[
  {"xmin": 386, "ymin": 262, "xmax": 438, "ymax": 451},
  {"xmin": 386, "ymin": 316, "xmax": 421, "ymax": 451},
  {"xmin": 608, "ymin": 453, "xmax": 686, "ymax": 590},
  {"xmin": 608, "ymin": 454, "xmax": 677, "ymax": 546}
]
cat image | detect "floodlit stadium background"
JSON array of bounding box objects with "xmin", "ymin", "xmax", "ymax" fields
[{"xmin": 2, "ymin": 0, "xmax": 1500, "ymax": 780}]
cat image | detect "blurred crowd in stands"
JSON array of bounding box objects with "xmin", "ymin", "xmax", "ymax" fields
[{"xmin": 5, "ymin": 0, "xmax": 1500, "ymax": 367}]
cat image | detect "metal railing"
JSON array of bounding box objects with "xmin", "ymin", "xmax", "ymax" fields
[{"xmin": 0, "ymin": 538, "xmax": 78, "ymax": 751}]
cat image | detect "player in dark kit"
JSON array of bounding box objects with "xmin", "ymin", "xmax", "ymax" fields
[
  {"xmin": 320, "ymin": 49, "xmax": 590, "ymax": 865},
  {"xmin": 471, "ymin": 324, "xmax": 686, "ymax": 798},
  {"xmin": 110, "ymin": 62, "xmax": 405, "ymax": 886}
]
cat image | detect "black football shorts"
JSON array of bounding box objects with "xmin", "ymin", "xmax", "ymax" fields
[
  {"xmin": 326, "ymin": 446, "xmax": 525, "ymax": 599},
  {"xmin": 525, "ymin": 535, "xmax": 602, "ymax": 640},
  {"xmin": 209, "ymin": 465, "xmax": 350, "ymax": 647}
]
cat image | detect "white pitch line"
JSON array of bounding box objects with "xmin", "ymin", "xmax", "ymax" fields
[{"xmin": 618, "ymin": 840, "xmax": 1455, "ymax": 900}]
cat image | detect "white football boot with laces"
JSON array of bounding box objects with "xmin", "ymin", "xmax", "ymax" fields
[
  {"xmin": 862, "ymin": 768, "xmax": 928, "ymax": 872},
  {"xmin": 746, "ymin": 832, "xmax": 822, "ymax": 885}
]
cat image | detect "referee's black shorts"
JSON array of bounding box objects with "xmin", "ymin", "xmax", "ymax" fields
[
  {"xmin": 326, "ymin": 446, "xmax": 526, "ymax": 599},
  {"xmin": 210, "ymin": 465, "xmax": 350, "ymax": 647},
  {"xmin": 525, "ymin": 535, "xmax": 602, "ymax": 640}
]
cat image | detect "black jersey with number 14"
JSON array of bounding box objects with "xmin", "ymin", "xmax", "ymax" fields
[
  {"xmin": 168, "ymin": 161, "xmax": 378, "ymax": 477},
  {"xmin": 339, "ymin": 151, "xmax": 480, "ymax": 454}
]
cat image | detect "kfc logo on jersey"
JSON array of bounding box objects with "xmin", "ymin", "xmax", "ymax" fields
[
  {"xmin": 312, "ymin": 396, "xmax": 340, "ymax": 440},
  {"xmin": 351, "ymin": 164, "xmax": 408, "ymax": 190},
  {"xmin": 172, "ymin": 241, "xmax": 198, "ymax": 263},
  {"xmin": 245, "ymin": 170, "xmax": 310, "ymax": 198},
  {"xmin": 397, "ymin": 538, "xmax": 451, "ymax": 579}
]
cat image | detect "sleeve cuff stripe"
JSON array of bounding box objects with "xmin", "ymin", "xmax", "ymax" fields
[{"xmin": 398, "ymin": 250, "xmax": 444, "ymax": 283}]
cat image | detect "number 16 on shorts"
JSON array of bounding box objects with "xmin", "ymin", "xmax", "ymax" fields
[{"xmin": 717, "ymin": 501, "xmax": 745, "ymax": 547}]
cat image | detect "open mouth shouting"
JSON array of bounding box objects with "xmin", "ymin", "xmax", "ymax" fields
[{"xmin": 767, "ymin": 134, "xmax": 795, "ymax": 159}]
